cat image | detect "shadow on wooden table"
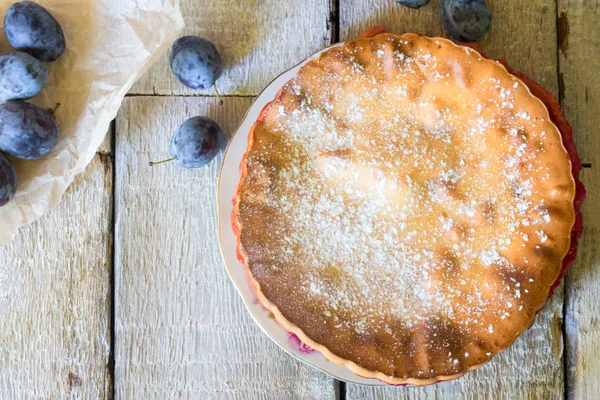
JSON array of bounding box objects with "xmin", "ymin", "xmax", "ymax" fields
[{"xmin": 204, "ymin": 2, "xmax": 261, "ymax": 95}]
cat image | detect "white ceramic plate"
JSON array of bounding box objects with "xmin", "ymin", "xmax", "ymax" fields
[{"xmin": 217, "ymin": 43, "xmax": 387, "ymax": 386}]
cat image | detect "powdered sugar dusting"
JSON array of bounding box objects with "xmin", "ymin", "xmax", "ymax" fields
[{"xmin": 238, "ymin": 35, "xmax": 569, "ymax": 370}]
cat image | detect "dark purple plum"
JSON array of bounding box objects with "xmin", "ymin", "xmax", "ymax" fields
[
  {"xmin": 0, "ymin": 102, "xmax": 59, "ymax": 160},
  {"xmin": 170, "ymin": 36, "xmax": 223, "ymax": 92},
  {"xmin": 150, "ymin": 116, "xmax": 222, "ymax": 169},
  {"xmin": 4, "ymin": 1, "xmax": 66, "ymax": 62},
  {"xmin": 440, "ymin": 0, "xmax": 491, "ymax": 42},
  {"xmin": 0, "ymin": 51, "xmax": 48, "ymax": 101},
  {"xmin": 396, "ymin": 0, "xmax": 429, "ymax": 9},
  {"xmin": 0, "ymin": 152, "xmax": 17, "ymax": 207}
]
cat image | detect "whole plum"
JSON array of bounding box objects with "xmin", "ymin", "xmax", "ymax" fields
[
  {"xmin": 0, "ymin": 102, "xmax": 59, "ymax": 160},
  {"xmin": 150, "ymin": 116, "xmax": 222, "ymax": 169},
  {"xmin": 170, "ymin": 36, "xmax": 223, "ymax": 91},
  {"xmin": 0, "ymin": 51, "xmax": 48, "ymax": 101},
  {"xmin": 4, "ymin": 1, "xmax": 66, "ymax": 62},
  {"xmin": 440, "ymin": 0, "xmax": 491, "ymax": 42}
]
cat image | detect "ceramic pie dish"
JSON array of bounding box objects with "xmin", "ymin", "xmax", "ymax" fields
[{"xmin": 218, "ymin": 31, "xmax": 585, "ymax": 386}]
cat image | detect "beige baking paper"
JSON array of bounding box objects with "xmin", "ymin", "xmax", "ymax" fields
[{"xmin": 0, "ymin": 0, "xmax": 184, "ymax": 244}]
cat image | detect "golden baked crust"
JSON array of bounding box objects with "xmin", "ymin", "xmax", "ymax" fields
[{"xmin": 233, "ymin": 33, "xmax": 576, "ymax": 385}]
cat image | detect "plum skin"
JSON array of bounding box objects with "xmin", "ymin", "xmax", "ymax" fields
[
  {"xmin": 0, "ymin": 153, "xmax": 17, "ymax": 207},
  {"xmin": 4, "ymin": 1, "xmax": 66, "ymax": 62},
  {"xmin": 169, "ymin": 36, "xmax": 223, "ymax": 90},
  {"xmin": 396, "ymin": 0, "xmax": 429, "ymax": 9},
  {"xmin": 0, "ymin": 51, "xmax": 48, "ymax": 101},
  {"xmin": 440, "ymin": 0, "xmax": 491, "ymax": 42},
  {"xmin": 170, "ymin": 116, "xmax": 222, "ymax": 168},
  {"xmin": 0, "ymin": 102, "xmax": 59, "ymax": 160}
]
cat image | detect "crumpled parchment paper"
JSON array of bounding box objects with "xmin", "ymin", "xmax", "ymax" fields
[{"xmin": 0, "ymin": 0, "xmax": 184, "ymax": 244}]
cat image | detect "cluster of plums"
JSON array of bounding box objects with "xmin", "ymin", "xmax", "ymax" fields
[
  {"xmin": 150, "ymin": 36, "xmax": 224, "ymax": 169},
  {"xmin": 397, "ymin": 0, "xmax": 491, "ymax": 42},
  {"xmin": 0, "ymin": 1, "xmax": 65, "ymax": 207}
]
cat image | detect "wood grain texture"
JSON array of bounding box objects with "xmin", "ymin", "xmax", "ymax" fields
[
  {"xmin": 558, "ymin": 1, "xmax": 600, "ymax": 398},
  {"xmin": 0, "ymin": 155, "xmax": 112, "ymax": 399},
  {"xmin": 129, "ymin": 0, "xmax": 332, "ymax": 96},
  {"xmin": 114, "ymin": 96, "xmax": 337, "ymax": 399},
  {"xmin": 340, "ymin": 0, "xmax": 565, "ymax": 398}
]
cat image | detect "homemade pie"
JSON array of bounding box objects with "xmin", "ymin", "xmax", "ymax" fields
[{"xmin": 232, "ymin": 32, "xmax": 583, "ymax": 385}]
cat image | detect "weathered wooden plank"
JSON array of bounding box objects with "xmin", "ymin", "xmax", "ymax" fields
[
  {"xmin": 558, "ymin": 1, "xmax": 600, "ymax": 398},
  {"xmin": 129, "ymin": 0, "xmax": 332, "ymax": 96},
  {"xmin": 114, "ymin": 96, "xmax": 337, "ymax": 399},
  {"xmin": 0, "ymin": 155, "xmax": 113, "ymax": 399},
  {"xmin": 340, "ymin": 1, "xmax": 564, "ymax": 398}
]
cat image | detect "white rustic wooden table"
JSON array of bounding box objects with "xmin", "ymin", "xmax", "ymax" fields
[{"xmin": 1, "ymin": 0, "xmax": 598, "ymax": 399}]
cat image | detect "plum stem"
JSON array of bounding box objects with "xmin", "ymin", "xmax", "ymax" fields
[
  {"xmin": 50, "ymin": 103, "xmax": 61, "ymax": 117},
  {"xmin": 213, "ymin": 83, "xmax": 223, "ymax": 105},
  {"xmin": 149, "ymin": 156, "xmax": 177, "ymax": 166}
]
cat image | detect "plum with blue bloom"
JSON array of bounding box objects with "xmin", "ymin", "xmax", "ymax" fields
[
  {"xmin": 150, "ymin": 116, "xmax": 223, "ymax": 169},
  {"xmin": 170, "ymin": 36, "xmax": 224, "ymax": 103},
  {"xmin": 440, "ymin": 0, "xmax": 491, "ymax": 42},
  {"xmin": 0, "ymin": 101, "xmax": 59, "ymax": 160},
  {"xmin": 0, "ymin": 51, "xmax": 48, "ymax": 101},
  {"xmin": 4, "ymin": 1, "xmax": 66, "ymax": 62}
]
